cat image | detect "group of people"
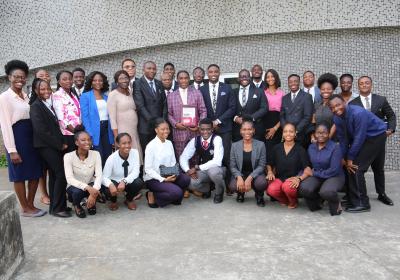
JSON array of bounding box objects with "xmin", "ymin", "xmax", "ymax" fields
[{"xmin": 0, "ymin": 58, "xmax": 396, "ymax": 219}]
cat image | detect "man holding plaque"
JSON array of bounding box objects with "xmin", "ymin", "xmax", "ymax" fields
[{"xmin": 167, "ymin": 70, "xmax": 207, "ymax": 160}]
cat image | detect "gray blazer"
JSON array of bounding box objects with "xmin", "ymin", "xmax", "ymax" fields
[{"xmin": 230, "ymin": 139, "xmax": 266, "ymax": 179}]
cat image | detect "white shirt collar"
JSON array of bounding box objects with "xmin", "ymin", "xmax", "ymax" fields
[
  {"xmin": 291, "ymin": 89, "xmax": 300, "ymax": 95},
  {"xmin": 209, "ymin": 81, "xmax": 219, "ymax": 89}
]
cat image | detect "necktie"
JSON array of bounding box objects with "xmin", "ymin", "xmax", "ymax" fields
[
  {"xmin": 292, "ymin": 93, "xmax": 296, "ymax": 102},
  {"xmin": 241, "ymin": 87, "xmax": 247, "ymax": 107},
  {"xmin": 202, "ymin": 140, "xmax": 209, "ymax": 149},
  {"xmin": 149, "ymin": 81, "xmax": 156, "ymax": 96},
  {"xmin": 212, "ymin": 84, "xmax": 217, "ymax": 113},
  {"xmin": 122, "ymin": 160, "xmax": 129, "ymax": 177},
  {"xmin": 365, "ymin": 96, "xmax": 371, "ymax": 111}
]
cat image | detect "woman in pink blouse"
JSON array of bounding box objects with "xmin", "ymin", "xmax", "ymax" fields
[
  {"xmin": 52, "ymin": 70, "xmax": 82, "ymax": 152},
  {"xmin": 0, "ymin": 60, "xmax": 46, "ymax": 217},
  {"xmin": 263, "ymin": 69, "xmax": 284, "ymax": 157}
]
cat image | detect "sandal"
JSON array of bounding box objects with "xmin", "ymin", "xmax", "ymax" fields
[
  {"xmin": 146, "ymin": 191, "xmax": 158, "ymax": 208},
  {"xmin": 109, "ymin": 202, "xmax": 119, "ymax": 211},
  {"xmin": 74, "ymin": 206, "xmax": 86, "ymax": 218},
  {"xmin": 124, "ymin": 200, "xmax": 137, "ymax": 210}
]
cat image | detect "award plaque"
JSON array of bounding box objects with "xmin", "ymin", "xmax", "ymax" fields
[{"xmin": 181, "ymin": 106, "xmax": 198, "ymax": 127}]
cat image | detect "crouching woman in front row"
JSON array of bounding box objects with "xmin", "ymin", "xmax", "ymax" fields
[
  {"xmin": 102, "ymin": 132, "xmax": 144, "ymax": 211},
  {"xmin": 64, "ymin": 129, "xmax": 103, "ymax": 218},
  {"xmin": 144, "ymin": 118, "xmax": 190, "ymax": 208}
]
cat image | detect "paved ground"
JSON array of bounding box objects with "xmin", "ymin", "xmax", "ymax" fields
[{"xmin": 1, "ymin": 168, "xmax": 400, "ymax": 280}]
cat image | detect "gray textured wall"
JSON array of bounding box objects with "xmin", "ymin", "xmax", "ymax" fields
[
  {"xmin": 0, "ymin": 26, "xmax": 398, "ymax": 169},
  {"xmin": 0, "ymin": 0, "xmax": 399, "ymax": 75}
]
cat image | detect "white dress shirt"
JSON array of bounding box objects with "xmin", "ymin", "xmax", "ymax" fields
[
  {"xmin": 102, "ymin": 149, "xmax": 140, "ymax": 187},
  {"xmin": 194, "ymin": 82, "xmax": 204, "ymax": 90},
  {"xmin": 144, "ymin": 136, "xmax": 177, "ymax": 182},
  {"xmin": 360, "ymin": 93, "xmax": 372, "ymax": 109},
  {"xmin": 73, "ymin": 85, "xmax": 84, "ymax": 96},
  {"xmin": 96, "ymin": 99, "xmax": 108, "ymax": 120},
  {"xmin": 208, "ymin": 81, "xmax": 219, "ymax": 104},
  {"xmin": 179, "ymin": 87, "xmax": 188, "ymax": 105},
  {"xmin": 305, "ymin": 86, "xmax": 315, "ymax": 102},
  {"xmin": 179, "ymin": 135, "xmax": 224, "ymax": 172},
  {"xmin": 42, "ymin": 99, "xmax": 55, "ymax": 116},
  {"xmin": 291, "ymin": 89, "xmax": 301, "ymax": 101},
  {"xmin": 253, "ymin": 81, "xmax": 262, "ymax": 88}
]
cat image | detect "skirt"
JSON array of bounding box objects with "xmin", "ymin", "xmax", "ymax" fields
[{"xmin": 6, "ymin": 119, "xmax": 43, "ymax": 182}]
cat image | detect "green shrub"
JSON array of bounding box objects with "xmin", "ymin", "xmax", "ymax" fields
[{"xmin": 0, "ymin": 154, "xmax": 7, "ymax": 167}]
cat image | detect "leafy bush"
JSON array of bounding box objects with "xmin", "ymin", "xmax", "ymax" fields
[{"xmin": 0, "ymin": 154, "xmax": 7, "ymax": 167}]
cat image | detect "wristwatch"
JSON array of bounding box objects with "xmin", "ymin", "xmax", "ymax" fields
[{"xmin": 121, "ymin": 179, "xmax": 128, "ymax": 184}]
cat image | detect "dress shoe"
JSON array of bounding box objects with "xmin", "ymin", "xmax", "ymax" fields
[
  {"xmin": 171, "ymin": 201, "xmax": 182, "ymax": 205},
  {"xmin": 255, "ymin": 195, "xmax": 265, "ymax": 207},
  {"xmin": 202, "ymin": 191, "xmax": 211, "ymax": 199},
  {"xmin": 270, "ymin": 196, "xmax": 277, "ymax": 202},
  {"xmin": 74, "ymin": 206, "xmax": 86, "ymax": 218},
  {"xmin": 378, "ymin": 193, "xmax": 394, "ymax": 206},
  {"xmin": 226, "ymin": 188, "xmax": 234, "ymax": 196},
  {"xmin": 53, "ymin": 211, "xmax": 72, "ymax": 218},
  {"xmin": 109, "ymin": 202, "xmax": 119, "ymax": 211},
  {"xmin": 213, "ymin": 194, "xmax": 223, "ymax": 203},
  {"xmin": 146, "ymin": 191, "xmax": 159, "ymax": 208},
  {"xmin": 66, "ymin": 206, "xmax": 72, "ymax": 212},
  {"xmin": 345, "ymin": 205, "xmax": 371, "ymax": 213},
  {"xmin": 236, "ymin": 192, "xmax": 245, "ymax": 203},
  {"xmin": 87, "ymin": 207, "xmax": 97, "ymax": 215},
  {"xmin": 124, "ymin": 200, "xmax": 137, "ymax": 210},
  {"xmin": 191, "ymin": 190, "xmax": 203, "ymax": 198}
]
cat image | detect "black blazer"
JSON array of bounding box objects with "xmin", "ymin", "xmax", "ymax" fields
[
  {"xmin": 30, "ymin": 99, "xmax": 65, "ymax": 151},
  {"xmin": 232, "ymin": 85, "xmax": 268, "ymax": 140},
  {"xmin": 280, "ymin": 89, "xmax": 313, "ymax": 134},
  {"xmin": 252, "ymin": 80, "xmax": 267, "ymax": 90},
  {"xmin": 133, "ymin": 76, "xmax": 168, "ymax": 134},
  {"xmin": 350, "ymin": 94, "xmax": 396, "ymax": 132},
  {"xmin": 200, "ymin": 82, "xmax": 236, "ymax": 133}
]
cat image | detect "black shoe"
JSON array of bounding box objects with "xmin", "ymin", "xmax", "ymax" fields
[
  {"xmin": 255, "ymin": 194, "xmax": 265, "ymax": 207},
  {"xmin": 213, "ymin": 194, "xmax": 223, "ymax": 203},
  {"xmin": 236, "ymin": 192, "xmax": 245, "ymax": 203},
  {"xmin": 87, "ymin": 207, "xmax": 97, "ymax": 215},
  {"xmin": 226, "ymin": 189, "xmax": 234, "ymax": 196},
  {"xmin": 53, "ymin": 211, "xmax": 72, "ymax": 218},
  {"xmin": 270, "ymin": 196, "xmax": 277, "ymax": 202},
  {"xmin": 202, "ymin": 191, "xmax": 211, "ymax": 199},
  {"xmin": 146, "ymin": 191, "xmax": 159, "ymax": 208},
  {"xmin": 66, "ymin": 206, "xmax": 72, "ymax": 212},
  {"xmin": 345, "ymin": 205, "xmax": 371, "ymax": 213},
  {"xmin": 74, "ymin": 206, "xmax": 86, "ymax": 218},
  {"xmin": 378, "ymin": 193, "xmax": 394, "ymax": 206},
  {"xmin": 171, "ymin": 201, "xmax": 182, "ymax": 205}
]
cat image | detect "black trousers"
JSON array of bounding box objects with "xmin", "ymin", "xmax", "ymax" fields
[
  {"xmin": 38, "ymin": 147, "xmax": 67, "ymax": 214},
  {"xmin": 105, "ymin": 178, "xmax": 144, "ymax": 202},
  {"xmin": 371, "ymin": 141, "xmax": 386, "ymax": 195},
  {"xmin": 93, "ymin": 120, "xmax": 112, "ymax": 167},
  {"xmin": 348, "ymin": 133, "xmax": 387, "ymax": 207},
  {"xmin": 139, "ymin": 132, "xmax": 156, "ymax": 158},
  {"xmin": 216, "ymin": 131, "xmax": 232, "ymax": 187},
  {"xmin": 66, "ymin": 185, "xmax": 96, "ymax": 210},
  {"xmin": 63, "ymin": 135, "xmax": 76, "ymax": 153},
  {"xmin": 299, "ymin": 176, "xmax": 344, "ymax": 215}
]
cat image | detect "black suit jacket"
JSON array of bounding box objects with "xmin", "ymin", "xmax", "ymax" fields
[
  {"xmin": 280, "ymin": 89, "xmax": 313, "ymax": 134},
  {"xmin": 252, "ymin": 80, "xmax": 267, "ymax": 90},
  {"xmin": 232, "ymin": 85, "xmax": 268, "ymax": 140},
  {"xmin": 133, "ymin": 76, "xmax": 168, "ymax": 134},
  {"xmin": 29, "ymin": 99, "xmax": 65, "ymax": 151},
  {"xmin": 350, "ymin": 94, "xmax": 396, "ymax": 132},
  {"xmin": 200, "ymin": 82, "xmax": 236, "ymax": 133}
]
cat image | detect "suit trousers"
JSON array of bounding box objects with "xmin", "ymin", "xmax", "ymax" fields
[
  {"xmin": 228, "ymin": 175, "xmax": 266, "ymax": 195},
  {"xmin": 106, "ymin": 178, "xmax": 144, "ymax": 203},
  {"xmin": 146, "ymin": 173, "xmax": 190, "ymax": 207},
  {"xmin": 38, "ymin": 147, "xmax": 67, "ymax": 214},
  {"xmin": 189, "ymin": 166, "xmax": 226, "ymax": 195},
  {"xmin": 67, "ymin": 186, "xmax": 90, "ymax": 207},
  {"xmin": 93, "ymin": 120, "xmax": 112, "ymax": 167},
  {"xmin": 266, "ymin": 178, "xmax": 298, "ymax": 206},
  {"xmin": 139, "ymin": 132, "xmax": 156, "ymax": 158},
  {"xmin": 298, "ymin": 176, "xmax": 344, "ymax": 214},
  {"xmin": 349, "ymin": 133, "xmax": 386, "ymax": 207}
]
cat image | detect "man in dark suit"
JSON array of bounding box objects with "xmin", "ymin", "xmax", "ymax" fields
[
  {"xmin": 349, "ymin": 76, "xmax": 396, "ymax": 206},
  {"xmin": 232, "ymin": 69, "xmax": 268, "ymax": 142},
  {"xmin": 251, "ymin": 64, "xmax": 267, "ymax": 89},
  {"xmin": 134, "ymin": 61, "xmax": 168, "ymax": 151},
  {"xmin": 163, "ymin": 62, "xmax": 178, "ymax": 91},
  {"xmin": 280, "ymin": 74, "xmax": 313, "ymax": 148},
  {"xmin": 200, "ymin": 64, "xmax": 236, "ymax": 193},
  {"xmin": 111, "ymin": 58, "xmax": 138, "ymax": 92},
  {"xmin": 191, "ymin": 66, "xmax": 205, "ymax": 90},
  {"xmin": 303, "ymin": 70, "xmax": 321, "ymax": 104}
]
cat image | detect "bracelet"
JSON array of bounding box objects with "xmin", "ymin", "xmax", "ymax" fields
[{"xmin": 297, "ymin": 176, "xmax": 302, "ymax": 182}]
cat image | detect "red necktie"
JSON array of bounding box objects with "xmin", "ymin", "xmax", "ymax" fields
[{"xmin": 202, "ymin": 140, "xmax": 209, "ymax": 149}]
